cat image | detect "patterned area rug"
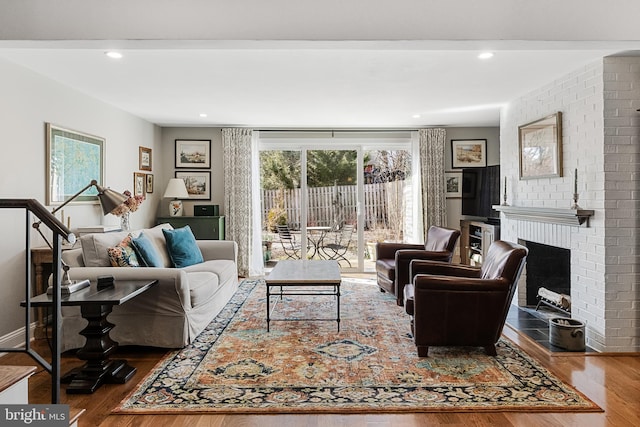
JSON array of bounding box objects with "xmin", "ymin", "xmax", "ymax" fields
[{"xmin": 114, "ymin": 278, "xmax": 600, "ymax": 414}]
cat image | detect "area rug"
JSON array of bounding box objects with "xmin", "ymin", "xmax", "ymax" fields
[{"xmin": 114, "ymin": 278, "xmax": 600, "ymax": 414}]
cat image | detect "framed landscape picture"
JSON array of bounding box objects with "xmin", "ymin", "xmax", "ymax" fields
[
  {"xmin": 445, "ymin": 171, "xmax": 462, "ymax": 198},
  {"xmin": 519, "ymin": 112, "xmax": 563, "ymax": 179},
  {"xmin": 176, "ymin": 171, "xmax": 211, "ymax": 200},
  {"xmin": 175, "ymin": 139, "xmax": 211, "ymax": 168},
  {"xmin": 46, "ymin": 123, "xmax": 104, "ymax": 205},
  {"xmin": 451, "ymin": 139, "xmax": 487, "ymax": 168}
]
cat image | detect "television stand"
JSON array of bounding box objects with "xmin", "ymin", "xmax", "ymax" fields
[{"xmin": 460, "ymin": 220, "xmax": 500, "ymax": 266}]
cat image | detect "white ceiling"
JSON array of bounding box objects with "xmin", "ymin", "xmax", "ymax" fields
[
  {"xmin": 0, "ymin": 43, "xmax": 629, "ymax": 128},
  {"xmin": 1, "ymin": 1, "xmax": 639, "ymax": 128}
]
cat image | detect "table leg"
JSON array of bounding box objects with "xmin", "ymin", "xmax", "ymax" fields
[
  {"xmin": 336, "ymin": 284, "xmax": 341, "ymax": 332},
  {"xmin": 63, "ymin": 303, "xmax": 136, "ymax": 394},
  {"xmin": 266, "ymin": 284, "xmax": 271, "ymax": 332}
]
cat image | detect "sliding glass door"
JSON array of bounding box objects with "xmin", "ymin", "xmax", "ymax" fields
[{"xmin": 258, "ymin": 131, "xmax": 417, "ymax": 273}]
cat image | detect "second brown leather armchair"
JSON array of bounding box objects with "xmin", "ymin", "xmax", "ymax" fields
[{"xmin": 375, "ymin": 225, "xmax": 460, "ymax": 306}]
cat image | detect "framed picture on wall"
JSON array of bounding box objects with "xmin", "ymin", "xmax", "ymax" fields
[
  {"xmin": 445, "ymin": 171, "xmax": 462, "ymax": 198},
  {"xmin": 519, "ymin": 112, "xmax": 563, "ymax": 179},
  {"xmin": 139, "ymin": 146, "xmax": 152, "ymax": 171},
  {"xmin": 176, "ymin": 171, "xmax": 211, "ymax": 200},
  {"xmin": 46, "ymin": 123, "xmax": 104, "ymax": 206},
  {"xmin": 133, "ymin": 172, "xmax": 146, "ymax": 197},
  {"xmin": 451, "ymin": 139, "xmax": 487, "ymax": 168},
  {"xmin": 146, "ymin": 173, "xmax": 154, "ymax": 193},
  {"xmin": 175, "ymin": 139, "xmax": 211, "ymax": 168}
]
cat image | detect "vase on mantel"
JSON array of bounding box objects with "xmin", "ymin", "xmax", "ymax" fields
[{"xmin": 120, "ymin": 212, "xmax": 131, "ymax": 231}]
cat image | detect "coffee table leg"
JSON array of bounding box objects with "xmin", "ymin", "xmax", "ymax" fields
[
  {"xmin": 336, "ymin": 284, "xmax": 341, "ymax": 332},
  {"xmin": 266, "ymin": 284, "xmax": 271, "ymax": 332}
]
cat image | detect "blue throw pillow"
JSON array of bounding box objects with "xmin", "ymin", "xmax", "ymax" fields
[
  {"xmin": 131, "ymin": 232, "xmax": 164, "ymax": 267},
  {"xmin": 162, "ymin": 225, "xmax": 204, "ymax": 268}
]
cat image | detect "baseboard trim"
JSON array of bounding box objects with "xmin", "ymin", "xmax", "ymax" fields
[{"xmin": 0, "ymin": 323, "xmax": 37, "ymax": 356}]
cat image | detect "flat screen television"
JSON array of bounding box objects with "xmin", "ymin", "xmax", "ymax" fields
[{"xmin": 461, "ymin": 165, "xmax": 501, "ymax": 221}]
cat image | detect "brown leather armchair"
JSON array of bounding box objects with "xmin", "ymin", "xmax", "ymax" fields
[
  {"xmin": 375, "ymin": 226, "xmax": 460, "ymax": 306},
  {"xmin": 403, "ymin": 240, "xmax": 528, "ymax": 357}
]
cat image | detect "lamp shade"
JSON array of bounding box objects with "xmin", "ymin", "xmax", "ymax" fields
[
  {"xmin": 164, "ymin": 178, "xmax": 189, "ymax": 199},
  {"xmin": 96, "ymin": 185, "xmax": 129, "ymax": 215}
]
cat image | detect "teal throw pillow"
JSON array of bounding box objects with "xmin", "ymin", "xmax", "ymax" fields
[
  {"xmin": 162, "ymin": 225, "xmax": 204, "ymax": 268},
  {"xmin": 131, "ymin": 232, "xmax": 164, "ymax": 267}
]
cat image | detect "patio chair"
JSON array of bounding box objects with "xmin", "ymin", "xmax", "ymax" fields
[
  {"xmin": 320, "ymin": 223, "xmax": 355, "ymax": 267},
  {"xmin": 276, "ymin": 225, "xmax": 302, "ymax": 259}
]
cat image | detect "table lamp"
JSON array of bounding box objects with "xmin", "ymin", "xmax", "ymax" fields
[{"xmin": 164, "ymin": 178, "xmax": 189, "ymax": 216}]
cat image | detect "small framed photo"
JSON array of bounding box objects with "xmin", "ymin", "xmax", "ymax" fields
[
  {"xmin": 451, "ymin": 139, "xmax": 487, "ymax": 168},
  {"xmin": 175, "ymin": 139, "xmax": 211, "ymax": 169},
  {"xmin": 146, "ymin": 173, "xmax": 154, "ymax": 193},
  {"xmin": 445, "ymin": 171, "xmax": 463, "ymax": 198},
  {"xmin": 133, "ymin": 172, "xmax": 146, "ymax": 197},
  {"xmin": 176, "ymin": 171, "xmax": 211, "ymax": 200},
  {"xmin": 139, "ymin": 146, "xmax": 152, "ymax": 171},
  {"xmin": 519, "ymin": 112, "xmax": 563, "ymax": 179}
]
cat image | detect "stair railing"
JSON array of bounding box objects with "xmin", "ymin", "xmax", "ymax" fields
[{"xmin": 0, "ymin": 198, "xmax": 76, "ymax": 404}]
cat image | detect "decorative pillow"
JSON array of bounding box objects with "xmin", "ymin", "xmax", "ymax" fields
[
  {"xmin": 107, "ymin": 234, "xmax": 141, "ymax": 267},
  {"xmin": 131, "ymin": 232, "xmax": 164, "ymax": 267},
  {"xmin": 162, "ymin": 225, "xmax": 204, "ymax": 268}
]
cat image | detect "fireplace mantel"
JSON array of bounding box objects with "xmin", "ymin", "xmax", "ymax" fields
[{"xmin": 493, "ymin": 205, "xmax": 594, "ymax": 227}]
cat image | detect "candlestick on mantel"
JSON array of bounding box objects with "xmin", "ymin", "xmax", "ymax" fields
[
  {"xmin": 502, "ymin": 176, "xmax": 509, "ymax": 206},
  {"xmin": 571, "ymin": 168, "xmax": 581, "ymax": 210}
]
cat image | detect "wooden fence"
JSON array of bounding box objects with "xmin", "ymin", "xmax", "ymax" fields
[{"xmin": 261, "ymin": 181, "xmax": 407, "ymax": 232}]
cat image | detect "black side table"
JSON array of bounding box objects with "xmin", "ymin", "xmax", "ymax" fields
[{"xmin": 23, "ymin": 279, "xmax": 158, "ymax": 394}]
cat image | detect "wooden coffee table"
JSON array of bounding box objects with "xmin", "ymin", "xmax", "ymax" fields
[{"xmin": 265, "ymin": 260, "xmax": 342, "ymax": 331}]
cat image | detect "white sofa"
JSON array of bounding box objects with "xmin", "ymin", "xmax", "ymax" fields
[{"xmin": 60, "ymin": 223, "xmax": 238, "ymax": 351}]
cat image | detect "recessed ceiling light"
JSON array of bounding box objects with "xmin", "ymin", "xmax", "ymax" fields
[
  {"xmin": 478, "ymin": 52, "xmax": 494, "ymax": 60},
  {"xmin": 412, "ymin": 114, "xmax": 421, "ymax": 119},
  {"xmin": 199, "ymin": 113, "xmax": 208, "ymax": 118},
  {"xmin": 105, "ymin": 51, "xmax": 123, "ymax": 59}
]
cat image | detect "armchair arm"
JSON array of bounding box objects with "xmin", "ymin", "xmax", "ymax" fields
[
  {"xmin": 410, "ymin": 259, "xmax": 481, "ymax": 279},
  {"xmin": 395, "ymin": 249, "xmax": 453, "ymax": 302},
  {"xmin": 413, "ymin": 275, "xmax": 508, "ymax": 292},
  {"xmin": 375, "ymin": 242, "xmax": 424, "ymax": 260}
]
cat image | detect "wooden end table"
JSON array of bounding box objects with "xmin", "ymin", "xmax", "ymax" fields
[{"xmin": 23, "ymin": 279, "xmax": 158, "ymax": 394}]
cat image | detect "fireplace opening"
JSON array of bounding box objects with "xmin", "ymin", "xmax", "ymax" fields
[{"xmin": 518, "ymin": 240, "xmax": 571, "ymax": 309}]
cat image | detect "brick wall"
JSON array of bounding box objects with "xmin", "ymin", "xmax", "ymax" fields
[
  {"xmin": 500, "ymin": 58, "xmax": 640, "ymax": 352},
  {"xmin": 602, "ymin": 57, "xmax": 640, "ymax": 351}
]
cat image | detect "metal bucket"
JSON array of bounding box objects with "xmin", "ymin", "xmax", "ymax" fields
[{"xmin": 549, "ymin": 318, "xmax": 585, "ymax": 351}]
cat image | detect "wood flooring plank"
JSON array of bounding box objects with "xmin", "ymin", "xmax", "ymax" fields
[{"xmin": 2, "ymin": 319, "xmax": 639, "ymax": 426}]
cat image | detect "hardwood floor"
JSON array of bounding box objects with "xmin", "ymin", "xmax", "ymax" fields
[{"xmin": 2, "ymin": 320, "xmax": 639, "ymax": 426}]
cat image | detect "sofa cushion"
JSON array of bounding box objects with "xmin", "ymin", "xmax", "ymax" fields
[
  {"xmin": 186, "ymin": 271, "xmax": 220, "ymax": 308},
  {"xmin": 146, "ymin": 223, "xmax": 174, "ymax": 268},
  {"xmin": 131, "ymin": 232, "xmax": 164, "ymax": 267},
  {"xmin": 81, "ymin": 229, "xmax": 134, "ymax": 267},
  {"xmin": 163, "ymin": 225, "xmax": 204, "ymax": 268},
  {"xmin": 80, "ymin": 223, "xmax": 173, "ymax": 268},
  {"xmin": 107, "ymin": 234, "xmax": 140, "ymax": 267}
]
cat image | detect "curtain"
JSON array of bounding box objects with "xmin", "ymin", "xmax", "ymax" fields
[
  {"xmin": 418, "ymin": 128, "xmax": 447, "ymax": 230},
  {"xmin": 222, "ymin": 128, "xmax": 262, "ymax": 277}
]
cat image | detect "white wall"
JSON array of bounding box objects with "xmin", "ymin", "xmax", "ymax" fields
[
  {"xmin": 0, "ymin": 58, "xmax": 160, "ymax": 337},
  {"xmin": 158, "ymin": 128, "xmax": 225, "ymax": 217}
]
